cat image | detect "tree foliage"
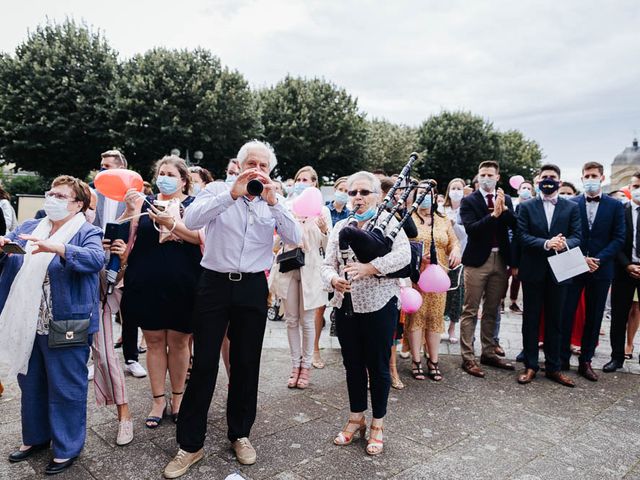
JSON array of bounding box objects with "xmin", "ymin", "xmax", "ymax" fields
[
  {"xmin": 364, "ymin": 119, "xmax": 419, "ymax": 175},
  {"xmin": 259, "ymin": 76, "xmax": 368, "ymax": 181},
  {"xmin": 0, "ymin": 19, "xmax": 119, "ymax": 179},
  {"xmin": 115, "ymin": 48, "xmax": 261, "ymax": 178},
  {"xmin": 497, "ymin": 129, "xmax": 543, "ymax": 189}
]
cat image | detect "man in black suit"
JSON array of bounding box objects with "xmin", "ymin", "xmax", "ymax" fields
[
  {"xmin": 459, "ymin": 161, "xmax": 517, "ymax": 377},
  {"xmin": 517, "ymin": 164, "xmax": 582, "ymax": 387},
  {"xmin": 604, "ymin": 172, "xmax": 640, "ymax": 372},
  {"xmin": 560, "ymin": 162, "xmax": 625, "ymax": 381}
]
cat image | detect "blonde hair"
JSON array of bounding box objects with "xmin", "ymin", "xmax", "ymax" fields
[{"xmin": 294, "ymin": 166, "xmax": 319, "ymax": 187}]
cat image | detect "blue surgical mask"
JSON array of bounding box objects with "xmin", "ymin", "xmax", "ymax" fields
[
  {"xmin": 293, "ymin": 183, "xmax": 309, "ymax": 195},
  {"xmin": 191, "ymin": 184, "xmax": 202, "ymax": 195},
  {"xmin": 583, "ymin": 179, "xmax": 601, "ymax": 194},
  {"xmin": 354, "ymin": 207, "xmax": 376, "ymax": 222},
  {"xmin": 534, "ymin": 185, "xmax": 541, "ymax": 195},
  {"xmin": 519, "ymin": 189, "xmax": 532, "ymax": 200},
  {"xmin": 156, "ymin": 175, "xmax": 180, "ymax": 195},
  {"xmin": 420, "ymin": 196, "xmax": 432, "ymax": 210},
  {"xmin": 632, "ymin": 189, "xmax": 640, "ymax": 202},
  {"xmin": 334, "ymin": 191, "xmax": 349, "ymax": 204},
  {"xmin": 225, "ymin": 174, "xmax": 238, "ymax": 184}
]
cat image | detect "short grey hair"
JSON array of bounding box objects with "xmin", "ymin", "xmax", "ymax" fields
[
  {"xmin": 346, "ymin": 171, "xmax": 381, "ymax": 193},
  {"xmin": 237, "ymin": 140, "xmax": 278, "ymax": 172}
]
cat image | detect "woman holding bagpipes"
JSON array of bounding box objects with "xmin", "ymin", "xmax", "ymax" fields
[{"xmin": 321, "ymin": 171, "xmax": 411, "ymax": 456}]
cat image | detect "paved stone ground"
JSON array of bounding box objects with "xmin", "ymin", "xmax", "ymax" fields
[{"xmin": 2, "ymin": 308, "xmax": 640, "ymax": 479}]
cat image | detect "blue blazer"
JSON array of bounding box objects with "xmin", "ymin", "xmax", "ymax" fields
[
  {"xmin": 517, "ymin": 197, "xmax": 582, "ymax": 284},
  {"xmin": 0, "ymin": 219, "xmax": 105, "ymax": 333},
  {"xmin": 570, "ymin": 195, "xmax": 625, "ymax": 281}
]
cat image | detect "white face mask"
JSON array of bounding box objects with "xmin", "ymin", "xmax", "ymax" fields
[
  {"xmin": 44, "ymin": 197, "xmax": 72, "ymax": 221},
  {"xmin": 449, "ymin": 190, "xmax": 464, "ymax": 202},
  {"xmin": 85, "ymin": 208, "xmax": 96, "ymax": 224}
]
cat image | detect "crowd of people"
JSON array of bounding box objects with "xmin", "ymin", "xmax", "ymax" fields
[{"xmin": 0, "ymin": 140, "xmax": 638, "ymax": 478}]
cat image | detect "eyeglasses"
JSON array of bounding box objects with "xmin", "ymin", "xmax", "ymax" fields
[
  {"xmin": 45, "ymin": 191, "xmax": 77, "ymax": 201},
  {"xmin": 348, "ymin": 189, "xmax": 373, "ymax": 197}
]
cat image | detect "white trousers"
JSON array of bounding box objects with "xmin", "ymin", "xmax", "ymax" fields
[{"xmin": 284, "ymin": 270, "xmax": 316, "ymax": 369}]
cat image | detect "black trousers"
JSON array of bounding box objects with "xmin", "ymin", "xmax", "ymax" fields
[
  {"xmin": 561, "ymin": 276, "xmax": 610, "ymax": 364},
  {"xmin": 121, "ymin": 309, "xmax": 139, "ymax": 364},
  {"xmin": 177, "ymin": 270, "xmax": 268, "ymax": 451},
  {"xmin": 610, "ymin": 274, "xmax": 640, "ymax": 362},
  {"xmin": 522, "ymin": 279, "xmax": 567, "ymax": 372},
  {"xmin": 336, "ymin": 296, "xmax": 397, "ymax": 419}
]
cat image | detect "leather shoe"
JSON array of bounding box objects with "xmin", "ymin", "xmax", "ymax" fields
[
  {"xmin": 494, "ymin": 345, "xmax": 506, "ymax": 357},
  {"xmin": 8, "ymin": 443, "xmax": 49, "ymax": 463},
  {"xmin": 578, "ymin": 362, "xmax": 598, "ymax": 381},
  {"xmin": 603, "ymin": 359, "xmax": 624, "ymax": 373},
  {"xmin": 545, "ymin": 371, "xmax": 575, "ymax": 388},
  {"xmin": 461, "ymin": 360, "xmax": 485, "ymax": 378},
  {"xmin": 480, "ymin": 356, "xmax": 515, "ymax": 371},
  {"xmin": 517, "ymin": 368, "xmax": 536, "ymax": 384},
  {"xmin": 45, "ymin": 458, "xmax": 75, "ymax": 475}
]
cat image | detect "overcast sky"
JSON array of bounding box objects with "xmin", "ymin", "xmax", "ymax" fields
[{"xmin": 1, "ymin": 0, "xmax": 639, "ymax": 185}]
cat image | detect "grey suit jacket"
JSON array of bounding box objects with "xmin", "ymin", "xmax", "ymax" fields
[{"xmin": 94, "ymin": 192, "xmax": 126, "ymax": 229}]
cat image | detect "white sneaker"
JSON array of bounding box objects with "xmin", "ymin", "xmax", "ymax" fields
[
  {"xmin": 116, "ymin": 419, "xmax": 134, "ymax": 446},
  {"xmin": 87, "ymin": 364, "xmax": 95, "ymax": 381},
  {"xmin": 124, "ymin": 361, "xmax": 147, "ymax": 378}
]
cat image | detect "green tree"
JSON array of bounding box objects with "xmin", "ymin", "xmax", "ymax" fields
[
  {"xmin": 0, "ymin": 20, "xmax": 119, "ymax": 179},
  {"xmin": 259, "ymin": 76, "xmax": 368, "ymax": 181},
  {"xmin": 115, "ymin": 48, "xmax": 261, "ymax": 178},
  {"xmin": 416, "ymin": 110, "xmax": 501, "ymax": 187},
  {"xmin": 364, "ymin": 119, "xmax": 419, "ymax": 175},
  {"xmin": 497, "ymin": 129, "xmax": 543, "ymax": 188}
]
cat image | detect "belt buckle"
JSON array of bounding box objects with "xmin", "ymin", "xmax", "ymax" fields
[{"xmin": 229, "ymin": 272, "xmax": 242, "ymax": 282}]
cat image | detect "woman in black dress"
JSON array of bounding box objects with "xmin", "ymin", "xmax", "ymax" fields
[{"xmin": 120, "ymin": 156, "xmax": 202, "ymax": 428}]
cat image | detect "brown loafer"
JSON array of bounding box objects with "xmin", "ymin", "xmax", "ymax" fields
[
  {"xmin": 494, "ymin": 345, "xmax": 506, "ymax": 357},
  {"xmin": 480, "ymin": 355, "xmax": 515, "ymax": 371},
  {"xmin": 545, "ymin": 371, "xmax": 575, "ymax": 388},
  {"xmin": 462, "ymin": 360, "xmax": 485, "ymax": 378},
  {"xmin": 517, "ymin": 368, "xmax": 536, "ymax": 384},
  {"xmin": 578, "ymin": 362, "xmax": 598, "ymax": 382}
]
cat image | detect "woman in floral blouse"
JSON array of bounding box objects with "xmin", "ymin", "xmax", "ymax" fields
[{"xmin": 321, "ymin": 171, "xmax": 411, "ymax": 456}]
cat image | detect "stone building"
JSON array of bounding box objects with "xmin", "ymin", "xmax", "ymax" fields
[{"xmin": 610, "ymin": 138, "xmax": 640, "ymax": 190}]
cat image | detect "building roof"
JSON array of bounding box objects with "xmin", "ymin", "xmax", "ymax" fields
[{"xmin": 613, "ymin": 138, "xmax": 640, "ymax": 165}]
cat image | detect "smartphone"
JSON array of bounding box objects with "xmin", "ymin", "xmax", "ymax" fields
[
  {"xmin": 1, "ymin": 242, "xmax": 27, "ymax": 255},
  {"xmin": 104, "ymin": 222, "xmax": 131, "ymax": 242}
]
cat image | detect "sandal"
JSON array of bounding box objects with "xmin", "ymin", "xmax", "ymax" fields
[
  {"xmin": 366, "ymin": 424, "xmax": 384, "ymax": 455},
  {"xmin": 145, "ymin": 394, "xmax": 167, "ymax": 429},
  {"xmin": 312, "ymin": 351, "xmax": 325, "ymax": 369},
  {"xmin": 426, "ymin": 359, "xmax": 443, "ymax": 382},
  {"xmin": 287, "ymin": 367, "xmax": 300, "ymax": 388},
  {"xmin": 391, "ymin": 374, "xmax": 405, "ymax": 390},
  {"xmin": 625, "ymin": 346, "xmax": 634, "ymax": 360},
  {"xmin": 334, "ymin": 417, "xmax": 366, "ymax": 446},
  {"xmin": 169, "ymin": 391, "xmax": 182, "ymax": 423},
  {"xmin": 296, "ymin": 367, "xmax": 310, "ymax": 389},
  {"xmin": 411, "ymin": 361, "xmax": 425, "ymax": 380}
]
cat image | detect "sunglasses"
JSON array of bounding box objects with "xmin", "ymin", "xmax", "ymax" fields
[{"xmin": 348, "ymin": 189, "xmax": 373, "ymax": 197}]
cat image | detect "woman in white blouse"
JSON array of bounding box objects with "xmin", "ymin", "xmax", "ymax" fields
[{"xmin": 321, "ymin": 171, "xmax": 411, "ymax": 456}]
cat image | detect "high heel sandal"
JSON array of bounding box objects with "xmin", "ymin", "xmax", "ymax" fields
[
  {"xmin": 366, "ymin": 424, "xmax": 384, "ymax": 455},
  {"xmin": 391, "ymin": 373, "xmax": 405, "ymax": 390},
  {"xmin": 426, "ymin": 359, "xmax": 443, "ymax": 382},
  {"xmin": 334, "ymin": 417, "xmax": 366, "ymax": 446},
  {"xmin": 145, "ymin": 394, "xmax": 167, "ymax": 429},
  {"xmin": 312, "ymin": 351, "xmax": 325, "ymax": 369},
  {"xmin": 625, "ymin": 346, "xmax": 634, "ymax": 360},
  {"xmin": 169, "ymin": 392, "xmax": 183, "ymax": 423},
  {"xmin": 411, "ymin": 361, "xmax": 425, "ymax": 380},
  {"xmin": 287, "ymin": 367, "xmax": 300, "ymax": 388},
  {"xmin": 296, "ymin": 367, "xmax": 310, "ymax": 389}
]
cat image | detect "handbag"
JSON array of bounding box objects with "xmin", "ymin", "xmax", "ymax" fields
[
  {"xmin": 387, "ymin": 240, "xmax": 424, "ymax": 283},
  {"xmin": 48, "ymin": 318, "xmax": 91, "ymax": 348},
  {"xmin": 277, "ymin": 247, "xmax": 306, "ymax": 273},
  {"xmin": 547, "ymin": 243, "xmax": 589, "ymax": 283}
]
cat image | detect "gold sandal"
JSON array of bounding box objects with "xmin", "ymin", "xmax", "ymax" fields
[
  {"xmin": 334, "ymin": 417, "xmax": 366, "ymax": 446},
  {"xmin": 366, "ymin": 424, "xmax": 384, "ymax": 455}
]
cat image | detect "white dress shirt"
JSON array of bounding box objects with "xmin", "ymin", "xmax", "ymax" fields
[
  {"xmin": 584, "ymin": 192, "xmax": 600, "ymax": 230},
  {"xmin": 102, "ymin": 197, "xmax": 119, "ymax": 230},
  {"xmin": 542, "ymin": 194, "xmax": 558, "ymax": 230}
]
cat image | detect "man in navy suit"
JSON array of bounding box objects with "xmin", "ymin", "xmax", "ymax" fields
[
  {"xmin": 516, "ymin": 164, "xmax": 582, "ymax": 387},
  {"xmin": 560, "ymin": 162, "xmax": 625, "ymax": 381},
  {"xmin": 459, "ymin": 160, "xmax": 517, "ymax": 378}
]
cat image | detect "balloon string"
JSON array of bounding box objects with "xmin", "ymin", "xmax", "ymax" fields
[{"xmin": 117, "ymin": 212, "xmax": 149, "ymax": 224}]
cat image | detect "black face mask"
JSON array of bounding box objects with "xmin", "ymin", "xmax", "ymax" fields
[{"xmin": 539, "ymin": 178, "xmax": 560, "ymax": 195}]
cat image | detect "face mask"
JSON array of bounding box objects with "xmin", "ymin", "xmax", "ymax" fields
[
  {"xmin": 420, "ymin": 196, "xmax": 432, "ymax": 210},
  {"xmin": 534, "ymin": 185, "xmax": 541, "ymax": 195},
  {"xmin": 334, "ymin": 191, "xmax": 349, "ymax": 205},
  {"xmin": 293, "ymin": 183, "xmax": 309, "ymax": 195},
  {"xmin": 191, "ymin": 184, "xmax": 202, "ymax": 196},
  {"xmin": 539, "ymin": 178, "xmax": 560, "ymax": 195},
  {"xmin": 354, "ymin": 207, "xmax": 376, "ymax": 222},
  {"xmin": 632, "ymin": 189, "xmax": 640, "ymax": 202},
  {"xmin": 583, "ymin": 179, "xmax": 601, "ymax": 195},
  {"xmin": 559, "ymin": 193, "xmax": 574, "ymax": 199},
  {"xmin": 99, "ymin": 167, "xmax": 107, "ymax": 172},
  {"xmin": 44, "ymin": 197, "xmax": 72, "ymax": 221},
  {"xmin": 225, "ymin": 174, "xmax": 238, "ymax": 184},
  {"xmin": 449, "ymin": 190, "xmax": 464, "ymax": 202},
  {"xmin": 619, "ymin": 197, "xmax": 630, "ymax": 205},
  {"xmin": 479, "ymin": 177, "xmax": 497, "ymax": 192},
  {"xmin": 437, "ymin": 202, "xmax": 445, "ymax": 213},
  {"xmin": 85, "ymin": 208, "xmax": 96, "ymax": 224},
  {"xmin": 519, "ymin": 189, "xmax": 532, "ymax": 200},
  {"xmin": 156, "ymin": 175, "xmax": 180, "ymax": 195}
]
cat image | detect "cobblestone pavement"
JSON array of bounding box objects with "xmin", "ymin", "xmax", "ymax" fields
[{"xmin": 2, "ymin": 309, "xmax": 640, "ymax": 479}]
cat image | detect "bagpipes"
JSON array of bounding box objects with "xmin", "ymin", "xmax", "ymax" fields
[{"xmin": 338, "ymin": 152, "xmax": 437, "ymax": 316}]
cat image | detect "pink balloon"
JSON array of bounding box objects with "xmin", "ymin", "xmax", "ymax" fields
[
  {"xmin": 292, "ymin": 187, "xmax": 323, "ymax": 217},
  {"xmin": 417, "ymin": 264, "xmax": 451, "ymax": 293},
  {"xmin": 400, "ymin": 287, "xmax": 423, "ymax": 314},
  {"xmin": 509, "ymin": 175, "xmax": 525, "ymax": 190}
]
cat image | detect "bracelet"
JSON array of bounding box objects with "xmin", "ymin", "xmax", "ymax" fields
[{"xmin": 168, "ymin": 218, "xmax": 177, "ymax": 233}]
